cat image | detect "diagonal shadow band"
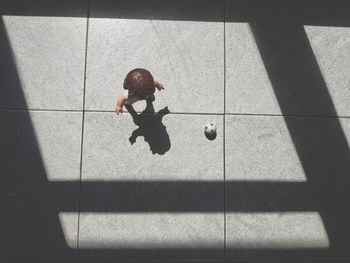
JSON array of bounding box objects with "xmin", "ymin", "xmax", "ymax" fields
[
  {"xmin": 1, "ymin": 0, "xmax": 350, "ymax": 260},
  {"xmin": 0, "ymin": 0, "xmax": 349, "ymax": 27},
  {"xmin": 250, "ymin": 21, "xmax": 350, "ymax": 254},
  {"xmin": 78, "ymin": 180, "xmax": 314, "ymax": 213},
  {"xmin": 0, "ymin": 17, "xmax": 78, "ymax": 258}
]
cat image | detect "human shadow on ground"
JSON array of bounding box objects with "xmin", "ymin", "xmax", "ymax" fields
[
  {"xmin": 2, "ymin": 0, "xmax": 350, "ymax": 262},
  {"xmin": 125, "ymin": 102, "xmax": 171, "ymax": 155}
]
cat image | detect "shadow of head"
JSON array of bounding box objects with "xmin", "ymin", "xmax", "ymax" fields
[{"xmin": 125, "ymin": 102, "xmax": 171, "ymax": 155}]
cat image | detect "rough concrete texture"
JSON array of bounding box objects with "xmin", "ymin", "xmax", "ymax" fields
[
  {"xmin": 1, "ymin": 0, "xmax": 350, "ymax": 262},
  {"xmin": 79, "ymin": 112, "xmax": 224, "ymax": 258},
  {"xmin": 78, "ymin": 213, "xmax": 224, "ymax": 258},
  {"xmin": 225, "ymin": 22, "xmax": 282, "ymax": 115},
  {"xmin": 225, "ymin": 115, "xmax": 350, "ymax": 258},
  {"xmin": 225, "ymin": 2, "xmax": 350, "ymax": 117},
  {"xmin": 225, "ymin": 116, "xmax": 306, "ymax": 182},
  {"xmin": 85, "ymin": 0, "xmax": 224, "ymax": 113},
  {"xmin": 0, "ymin": 1, "xmax": 87, "ymax": 110},
  {"xmin": 0, "ymin": 111, "xmax": 81, "ymax": 258},
  {"xmin": 82, "ymin": 112, "xmax": 223, "ymax": 181}
]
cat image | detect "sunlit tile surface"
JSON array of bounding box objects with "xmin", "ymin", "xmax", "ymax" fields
[
  {"xmin": 82, "ymin": 112, "xmax": 223, "ymax": 181},
  {"xmin": 305, "ymin": 25, "xmax": 350, "ymax": 117},
  {"xmin": 1, "ymin": 0, "xmax": 350, "ymax": 262},
  {"xmin": 1, "ymin": 13, "xmax": 86, "ymax": 110},
  {"xmin": 85, "ymin": 0, "xmax": 224, "ymax": 113}
]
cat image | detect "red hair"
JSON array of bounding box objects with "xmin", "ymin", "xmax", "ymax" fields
[{"xmin": 123, "ymin": 68, "xmax": 155, "ymax": 99}]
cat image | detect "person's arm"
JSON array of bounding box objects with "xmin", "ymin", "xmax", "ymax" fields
[
  {"xmin": 154, "ymin": 80, "xmax": 165, "ymax": 91},
  {"xmin": 115, "ymin": 95, "xmax": 127, "ymax": 115}
]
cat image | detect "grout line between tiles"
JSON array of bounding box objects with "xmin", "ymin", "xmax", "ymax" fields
[
  {"xmin": 225, "ymin": 112, "xmax": 350, "ymax": 119},
  {"xmin": 76, "ymin": 0, "xmax": 90, "ymax": 256},
  {"xmin": 84, "ymin": 111, "xmax": 350, "ymax": 120},
  {"xmin": 223, "ymin": 0, "xmax": 227, "ymax": 261},
  {"xmin": 1, "ymin": 108, "xmax": 350, "ymax": 120},
  {"xmin": 86, "ymin": 110, "xmax": 225, "ymax": 115}
]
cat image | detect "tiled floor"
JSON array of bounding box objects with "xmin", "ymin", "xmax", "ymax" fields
[{"xmin": 1, "ymin": 0, "xmax": 350, "ymax": 263}]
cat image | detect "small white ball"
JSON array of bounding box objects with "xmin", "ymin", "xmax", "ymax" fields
[{"xmin": 204, "ymin": 123, "xmax": 217, "ymax": 136}]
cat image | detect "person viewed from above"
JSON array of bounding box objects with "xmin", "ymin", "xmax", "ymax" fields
[{"xmin": 115, "ymin": 68, "xmax": 164, "ymax": 114}]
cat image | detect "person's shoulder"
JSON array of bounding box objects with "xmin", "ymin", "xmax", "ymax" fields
[{"xmin": 124, "ymin": 89, "xmax": 129, "ymax": 98}]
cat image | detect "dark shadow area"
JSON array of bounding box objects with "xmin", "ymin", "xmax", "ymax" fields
[
  {"xmin": 80, "ymin": 181, "xmax": 225, "ymax": 213},
  {"xmin": 225, "ymin": 0, "xmax": 350, "ymax": 259},
  {"xmin": 0, "ymin": 0, "xmax": 87, "ymax": 18},
  {"xmin": 250, "ymin": 23, "xmax": 338, "ymax": 117},
  {"xmin": 89, "ymin": 0, "xmax": 224, "ymax": 22},
  {"xmin": 1, "ymin": 0, "xmax": 350, "ymax": 262},
  {"xmin": 0, "ymin": 17, "xmax": 78, "ymax": 259},
  {"xmin": 1, "ymin": 180, "xmax": 303, "ymax": 212},
  {"xmin": 1, "ymin": 0, "xmax": 349, "ymax": 27},
  {"xmin": 0, "ymin": 18, "xmax": 27, "ymax": 109},
  {"xmin": 0, "ymin": 0, "xmax": 224, "ymax": 21},
  {"xmin": 77, "ymin": 180, "xmax": 318, "ymax": 213},
  {"xmin": 125, "ymin": 102, "xmax": 171, "ymax": 155},
  {"xmin": 227, "ymin": 0, "xmax": 350, "ymax": 26}
]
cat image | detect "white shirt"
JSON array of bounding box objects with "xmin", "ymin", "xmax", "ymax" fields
[{"xmin": 124, "ymin": 90, "xmax": 139, "ymax": 105}]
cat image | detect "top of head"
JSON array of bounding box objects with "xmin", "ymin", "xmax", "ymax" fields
[{"xmin": 124, "ymin": 68, "xmax": 155, "ymax": 99}]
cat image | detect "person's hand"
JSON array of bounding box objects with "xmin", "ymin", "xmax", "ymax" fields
[
  {"xmin": 155, "ymin": 80, "xmax": 165, "ymax": 91},
  {"xmin": 115, "ymin": 96, "xmax": 127, "ymax": 115},
  {"xmin": 115, "ymin": 105, "xmax": 123, "ymax": 115}
]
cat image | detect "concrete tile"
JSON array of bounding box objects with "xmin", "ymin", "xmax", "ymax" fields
[
  {"xmin": 82, "ymin": 111, "xmax": 223, "ymax": 181},
  {"xmin": 225, "ymin": 115, "xmax": 306, "ymax": 182},
  {"xmin": 304, "ymin": 25, "xmax": 350, "ymax": 117},
  {"xmin": 225, "ymin": 4, "xmax": 350, "ymax": 117},
  {"xmin": 0, "ymin": 110, "xmax": 82, "ymax": 258},
  {"xmin": 85, "ymin": 0, "xmax": 224, "ymax": 113},
  {"xmin": 226, "ymin": 212, "xmax": 329, "ymax": 250},
  {"xmin": 225, "ymin": 115, "xmax": 350, "ymax": 257},
  {"xmin": 78, "ymin": 213, "xmax": 223, "ymax": 258},
  {"xmin": 29, "ymin": 111, "xmax": 83, "ymax": 181},
  {"xmin": 79, "ymin": 111, "xmax": 224, "ymax": 259},
  {"xmin": 0, "ymin": 1, "xmax": 87, "ymax": 110},
  {"xmin": 225, "ymin": 22, "xmax": 281, "ymax": 115}
]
